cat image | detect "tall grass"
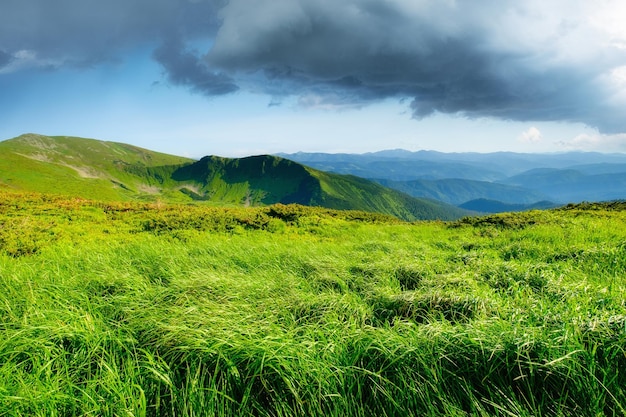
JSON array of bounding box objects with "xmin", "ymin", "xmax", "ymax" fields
[{"xmin": 0, "ymin": 192, "xmax": 625, "ymax": 416}]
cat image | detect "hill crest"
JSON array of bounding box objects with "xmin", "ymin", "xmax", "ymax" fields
[{"xmin": 0, "ymin": 134, "xmax": 468, "ymax": 220}]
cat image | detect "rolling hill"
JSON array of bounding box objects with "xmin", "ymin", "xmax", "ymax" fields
[
  {"xmin": 0, "ymin": 134, "xmax": 469, "ymax": 221},
  {"xmin": 0, "ymin": 133, "xmax": 194, "ymax": 202}
]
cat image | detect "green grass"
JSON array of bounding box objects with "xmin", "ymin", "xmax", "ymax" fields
[
  {"xmin": 0, "ymin": 191, "xmax": 625, "ymax": 416},
  {"xmin": 0, "ymin": 134, "xmax": 193, "ymax": 203}
]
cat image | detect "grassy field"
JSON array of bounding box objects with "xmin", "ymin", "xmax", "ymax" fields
[{"xmin": 0, "ymin": 191, "xmax": 625, "ymax": 416}]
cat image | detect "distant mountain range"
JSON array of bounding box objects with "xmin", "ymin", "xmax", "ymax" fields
[
  {"xmin": 278, "ymin": 149, "xmax": 626, "ymax": 211},
  {"xmin": 0, "ymin": 134, "xmax": 469, "ymax": 221}
]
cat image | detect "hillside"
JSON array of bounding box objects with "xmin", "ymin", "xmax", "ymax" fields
[
  {"xmin": 0, "ymin": 134, "xmax": 468, "ymax": 221},
  {"xmin": 0, "ymin": 133, "xmax": 194, "ymax": 202},
  {"xmin": 163, "ymin": 153, "xmax": 468, "ymax": 220}
]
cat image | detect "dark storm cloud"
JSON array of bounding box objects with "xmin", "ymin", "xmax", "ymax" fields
[
  {"xmin": 0, "ymin": 0, "xmax": 228, "ymax": 96},
  {"xmin": 204, "ymin": 0, "xmax": 626, "ymax": 133},
  {"xmin": 2, "ymin": 0, "xmax": 626, "ymax": 133},
  {"xmin": 0, "ymin": 50, "xmax": 13, "ymax": 68},
  {"xmin": 0, "ymin": 0, "xmax": 224, "ymax": 65},
  {"xmin": 153, "ymin": 39, "xmax": 238, "ymax": 95}
]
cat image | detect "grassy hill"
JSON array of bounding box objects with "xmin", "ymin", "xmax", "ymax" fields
[
  {"xmin": 0, "ymin": 134, "xmax": 468, "ymax": 220},
  {"xmin": 170, "ymin": 155, "xmax": 319, "ymax": 205},
  {"xmin": 0, "ymin": 133, "xmax": 193, "ymax": 201},
  {"xmin": 0, "ymin": 191, "xmax": 625, "ymax": 416},
  {"xmin": 169, "ymin": 154, "xmax": 468, "ymax": 220}
]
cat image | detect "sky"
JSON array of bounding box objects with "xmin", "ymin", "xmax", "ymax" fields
[{"xmin": 1, "ymin": 0, "xmax": 626, "ymax": 158}]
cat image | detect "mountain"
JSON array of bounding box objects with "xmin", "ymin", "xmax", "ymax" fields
[
  {"xmin": 363, "ymin": 150, "xmax": 626, "ymax": 176},
  {"xmin": 566, "ymin": 163, "xmax": 626, "ymax": 175},
  {"xmin": 278, "ymin": 152, "xmax": 505, "ymax": 181},
  {"xmin": 279, "ymin": 150, "xmax": 626, "ymax": 179},
  {"xmin": 372, "ymin": 178, "xmax": 548, "ymax": 206},
  {"xmin": 458, "ymin": 199, "xmax": 558, "ymax": 214},
  {"xmin": 0, "ymin": 133, "xmax": 194, "ymax": 202},
  {"xmin": 500, "ymin": 168, "xmax": 626, "ymax": 203},
  {"xmin": 278, "ymin": 150, "xmax": 626, "ymax": 205},
  {"xmin": 171, "ymin": 155, "xmax": 469, "ymax": 220},
  {"xmin": 0, "ymin": 134, "xmax": 469, "ymax": 221}
]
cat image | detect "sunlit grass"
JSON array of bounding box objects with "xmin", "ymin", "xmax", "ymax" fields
[{"xmin": 1, "ymin": 191, "xmax": 625, "ymax": 416}]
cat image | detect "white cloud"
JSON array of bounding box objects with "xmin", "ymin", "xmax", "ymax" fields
[{"xmin": 519, "ymin": 127, "xmax": 543, "ymax": 143}]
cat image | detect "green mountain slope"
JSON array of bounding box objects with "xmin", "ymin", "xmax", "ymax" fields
[
  {"xmin": 0, "ymin": 133, "xmax": 193, "ymax": 201},
  {"xmin": 171, "ymin": 155, "xmax": 321, "ymax": 206},
  {"xmin": 0, "ymin": 134, "xmax": 469, "ymax": 220},
  {"xmin": 170, "ymin": 154, "xmax": 469, "ymax": 220},
  {"xmin": 310, "ymin": 170, "xmax": 467, "ymax": 220}
]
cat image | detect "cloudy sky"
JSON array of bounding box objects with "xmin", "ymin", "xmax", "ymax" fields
[{"xmin": 1, "ymin": 0, "xmax": 626, "ymax": 157}]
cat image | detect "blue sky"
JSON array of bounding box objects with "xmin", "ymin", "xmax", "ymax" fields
[{"xmin": 1, "ymin": 0, "xmax": 626, "ymax": 158}]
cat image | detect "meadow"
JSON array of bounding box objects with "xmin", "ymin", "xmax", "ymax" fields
[{"xmin": 0, "ymin": 191, "xmax": 625, "ymax": 416}]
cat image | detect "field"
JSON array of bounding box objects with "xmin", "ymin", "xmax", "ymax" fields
[{"xmin": 1, "ymin": 191, "xmax": 625, "ymax": 416}]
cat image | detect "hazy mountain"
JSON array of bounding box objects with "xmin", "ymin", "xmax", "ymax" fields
[
  {"xmin": 373, "ymin": 178, "xmax": 549, "ymax": 206},
  {"xmin": 563, "ymin": 163, "xmax": 626, "ymax": 175},
  {"xmin": 458, "ymin": 199, "xmax": 558, "ymax": 214},
  {"xmin": 364, "ymin": 150, "xmax": 626, "ymax": 176},
  {"xmin": 279, "ymin": 150, "xmax": 626, "ymax": 205},
  {"xmin": 0, "ymin": 134, "xmax": 470, "ymax": 221},
  {"xmin": 281, "ymin": 150, "xmax": 626, "ymax": 176},
  {"xmin": 500, "ymin": 169, "xmax": 626, "ymax": 203},
  {"xmin": 279, "ymin": 152, "xmax": 506, "ymax": 181}
]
